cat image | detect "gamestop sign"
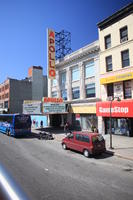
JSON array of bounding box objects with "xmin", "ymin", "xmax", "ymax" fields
[
  {"xmin": 96, "ymin": 100, "xmax": 133, "ymax": 118},
  {"xmin": 48, "ymin": 29, "xmax": 55, "ymax": 79}
]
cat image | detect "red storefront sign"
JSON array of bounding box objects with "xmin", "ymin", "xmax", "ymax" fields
[
  {"xmin": 43, "ymin": 97, "xmax": 63, "ymax": 103},
  {"xmin": 96, "ymin": 100, "xmax": 133, "ymax": 118}
]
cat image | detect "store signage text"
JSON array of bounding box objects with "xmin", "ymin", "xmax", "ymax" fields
[
  {"xmin": 96, "ymin": 100, "xmax": 133, "ymax": 117},
  {"xmin": 99, "ymin": 107, "xmax": 128, "ymax": 114},
  {"xmin": 48, "ymin": 29, "xmax": 55, "ymax": 79},
  {"xmin": 100, "ymin": 71, "xmax": 133, "ymax": 85},
  {"xmin": 43, "ymin": 97, "xmax": 63, "ymax": 103}
]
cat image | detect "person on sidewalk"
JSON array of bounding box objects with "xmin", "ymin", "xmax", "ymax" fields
[
  {"xmin": 40, "ymin": 120, "xmax": 43, "ymax": 129},
  {"xmin": 64, "ymin": 122, "xmax": 69, "ymax": 135}
]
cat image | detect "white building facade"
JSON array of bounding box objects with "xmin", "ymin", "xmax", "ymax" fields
[
  {"xmin": 97, "ymin": 3, "xmax": 133, "ymax": 137},
  {"xmin": 48, "ymin": 41, "xmax": 101, "ymax": 131}
]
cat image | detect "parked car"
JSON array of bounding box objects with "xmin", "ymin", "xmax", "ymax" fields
[{"xmin": 62, "ymin": 131, "xmax": 106, "ymax": 157}]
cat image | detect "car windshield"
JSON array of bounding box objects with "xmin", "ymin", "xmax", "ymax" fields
[{"xmin": 92, "ymin": 135, "xmax": 104, "ymax": 143}]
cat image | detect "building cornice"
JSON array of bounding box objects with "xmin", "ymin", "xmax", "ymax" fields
[
  {"xmin": 100, "ymin": 39, "xmax": 133, "ymax": 55},
  {"xmin": 55, "ymin": 40, "xmax": 99, "ymax": 68},
  {"xmin": 64, "ymin": 98, "xmax": 101, "ymax": 104},
  {"xmin": 98, "ymin": 3, "xmax": 133, "ymax": 30}
]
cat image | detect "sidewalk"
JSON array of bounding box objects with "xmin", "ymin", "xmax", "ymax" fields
[
  {"xmin": 32, "ymin": 128, "xmax": 133, "ymax": 161},
  {"xmin": 104, "ymin": 134, "xmax": 133, "ymax": 161}
]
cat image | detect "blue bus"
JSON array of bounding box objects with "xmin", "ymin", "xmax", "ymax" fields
[{"xmin": 0, "ymin": 114, "xmax": 31, "ymax": 137}]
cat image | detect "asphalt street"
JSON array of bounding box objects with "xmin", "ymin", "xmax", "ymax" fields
[{"xmin": 0, "ymin": 133, "xmax": 133, "ymax": 200}]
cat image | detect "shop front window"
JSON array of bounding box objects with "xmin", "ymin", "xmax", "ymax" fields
[
  {"xmin": 105, "ymin": 118, "xmax": 130, "ymax": 136},
  {"xmin": 80, "ymin": 114, "xmax": 97, "ymax": 131}
]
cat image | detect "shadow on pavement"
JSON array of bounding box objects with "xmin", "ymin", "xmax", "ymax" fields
[
  {"xmin": 36, "ymin": 127, "xmax": 65, "ymax": 134},
  {"xmin": 15, "ymin": 132, "xmax": 40, "ymax": 139},
  {"xmin": 93, "ymin": 151, "xmax": 114, "ymax": 159}
]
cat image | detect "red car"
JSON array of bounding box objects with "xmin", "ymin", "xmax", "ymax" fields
[{"xmin": 62, "ymin": 131, "xmax": 106, "ymax": 157}]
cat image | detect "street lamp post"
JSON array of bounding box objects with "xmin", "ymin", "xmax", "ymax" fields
[{"xmin": 109, "ymin": 96, "xmax": 121, "ymax": 149}]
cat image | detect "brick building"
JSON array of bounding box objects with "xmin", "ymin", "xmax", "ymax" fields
[{"xmin": 0, "ymin": 66, "xmax": 47, "ymax": 114}]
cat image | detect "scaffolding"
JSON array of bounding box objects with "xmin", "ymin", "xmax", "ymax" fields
[{"xmin": 55, "ymin": 30, "xmax": 72, "ymax": 60}]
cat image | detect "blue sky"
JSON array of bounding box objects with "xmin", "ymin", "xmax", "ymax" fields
[{"xmin": 0, "ymin": 0, "xmax": 132, "ymax": 83}]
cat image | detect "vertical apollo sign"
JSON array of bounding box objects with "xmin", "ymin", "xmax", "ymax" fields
[{"xmin": 47, "ymin": 29, "xmax": 55, "ymax": 79}]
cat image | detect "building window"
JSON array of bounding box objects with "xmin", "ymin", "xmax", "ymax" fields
[
  {"xmin": 123, "ymin": 80, "xmax": 132, "ymax": 99},
  {"xmin": 5, "ymin": 84, "xmax": 9, "ymax": 90},
  {"xmin": 120, "ymin": 26, "xmax": 128, "ymax": 43},
  {"xmin": 61, "ymin": 89, "xmax": 67, "ymax": 100},
  {"xmin": 121, "ymin": 49, "xmax": 130, "ymax": 68},
  {"xmin": 4, "ymin": 101, "xmax": 8, "ymax": 108},
  {"xmin": 5, "ymin": 93, "xmax": 9, "ymax": 98},
  {"xmin": 72, "ymin": 87, "xmax": 80, "ymax": 99},
  {"xmin": 72, "ymin": 66, "xmax": 80, "ymax": 81},
  {"xmin": 85, "ymin": 60, "xmax": 95, "ymax": 78},
  {"xmin": 106, "ymin": 56, "xmax": 112, "ymax": 72},
  {"xmin": 105, "ymin": 34, "xmax": 111, "ymax": 49},
  {"xmin": 107, "ymin": 83, "xmax": 113, "ymax": 97},
  {"xmin": 85, "ymin": 83, "xmax": 95, "ymax": 98},
  {"xmin": 0, "ymin": 103, "xmax": 3, "ymax": 108},
  {"xmin": 60, "ymin": 71, "xmax": 66, "ymax": 86},
  {"xmin": 52, "ymin": 78, "xmax": 57, "ymax": 86},
  {"xmin": 51, "ymin": 91, "xmax": 57, "ymax": 97}
]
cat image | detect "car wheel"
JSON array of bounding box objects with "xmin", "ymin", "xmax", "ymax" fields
[
  {"xmin": 83, "ymin": 149, "xmax": 89, "ymax": 158},
  {"xmin": 62, "ymin": 143, "xmax": 67, "ymax": 150}
]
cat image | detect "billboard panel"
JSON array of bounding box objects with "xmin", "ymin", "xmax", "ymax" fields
[
  {"xmin": 47, "ymin": 29, "xmax": 55, "ymax": 79},
  {"xmin": 23, "ymin": 101, "xmax": 41, "ymax": 114}
]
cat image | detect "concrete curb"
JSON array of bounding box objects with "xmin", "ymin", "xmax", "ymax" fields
[{"xmin": 106, "ymin": 150, "xmax": 133, "ymax": 161}]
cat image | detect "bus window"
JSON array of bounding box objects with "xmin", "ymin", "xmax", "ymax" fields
[{"xmin": 14, "ymin": 115, "xmax": 31, "ymax": 129}]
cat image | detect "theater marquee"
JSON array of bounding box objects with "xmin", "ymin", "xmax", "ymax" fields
[
  {"xmin": 42, "ymin": 97, "xmax": 66, "ymax": 114},
  {"xmin": 47, "ymin": 29, "xmax": 55, "ymax": 79}
]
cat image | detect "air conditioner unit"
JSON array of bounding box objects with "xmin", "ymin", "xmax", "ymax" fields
[{"xmin": 120, "ymin": 37, "xmax": 128, "ymax": 43}]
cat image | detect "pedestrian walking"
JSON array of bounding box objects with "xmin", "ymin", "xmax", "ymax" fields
[
  {"xmin": 64, "ymin": 122, "xmax": 69, "ymax": 135},
  {"xmin": 40, "ymin": 120, "xmax": 43, "ymax": 129}
]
